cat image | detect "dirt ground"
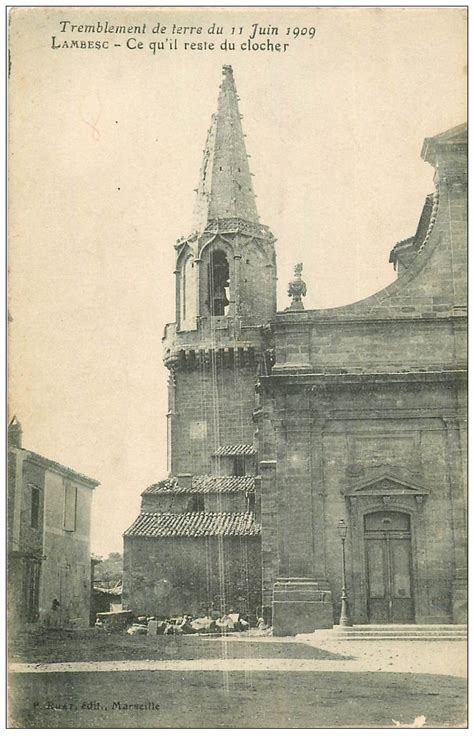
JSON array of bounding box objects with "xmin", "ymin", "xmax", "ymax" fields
[
  {"xmin": 9, "ymin": 669, "xmax": 466, "ymax": 728},
  {"xmin": 9, "ymin": 629, "xmax": 343, "ymax": 664},
  {"xmin": 8, "ymin": 630, "xmax": 467, "ymax": 728}
]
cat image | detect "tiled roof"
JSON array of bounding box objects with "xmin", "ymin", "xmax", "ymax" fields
[
  {"xmin": 142, "ymin": 475, "xmax": 255, "ymax": 496},
  {"xmin": 213, "ymin": 444, "xmax": 256, "ymax": 457},
  {"xmin": 25, "ymin": 450, "xmax": 100, "ymax": 488},
  {"xmin": 124, "ymin": 512, "xmax": 261, "ymax": 538},
  {"xmin": 192, "ymin": 475, "xmax": 255, "ymax": 494},
  {"xmin": 94, "ymin": 584, "xmax": 122, "ymax": 596},
  {"xmin": 142, "ymin": 479, "xmax": 188, "ymax": 496}
]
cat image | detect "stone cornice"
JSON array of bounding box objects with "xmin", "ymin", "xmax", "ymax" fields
[
  {"xmin": 261, "ymin": 368, "xmax": 466, "ymax": 387},
  {"xmin": 272, "ymin": 311, "xmax": 467, "ymax": 327},
  {"xmin": 200, "ymin": 218, "xmax": 275, "ymax": 242},
  {"xmin": 164, "ymin": 344, "xmax": 259, "ymax": 370},
  {"xmin": 345, "ymin": 488, "xmax": 428, "ymax": 498}
]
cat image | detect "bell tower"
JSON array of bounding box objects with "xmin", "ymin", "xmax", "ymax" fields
[{"xmin": 163, "ymin": 65, "xmax": 277, "ymax": 477}]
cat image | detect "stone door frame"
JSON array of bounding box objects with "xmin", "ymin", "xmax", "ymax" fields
[
  {"xmin": 364, "ymin": 510, "xmax": 414, "ymax": 623},
  {"xmin": 343, "ymin": 467, "xmax": 430, "ymax": 624}
]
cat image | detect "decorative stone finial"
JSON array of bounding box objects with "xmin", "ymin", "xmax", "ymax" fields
[
  {"xmin": 8, "ymin": 415, "xmax": 22, "ymax": 448},
  {"xmin": 287, "ymin": 263, "xmax": 307, "ymax": 311}
]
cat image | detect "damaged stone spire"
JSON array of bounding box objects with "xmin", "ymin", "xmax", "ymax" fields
[{"xmin": 192, "ymin": 64, "xmax": 260, "ymax": 232}]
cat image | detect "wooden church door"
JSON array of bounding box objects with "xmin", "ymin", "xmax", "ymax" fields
[{"xmin": 364, "ymin": 511, "xmax": 414, "ymax": 624}]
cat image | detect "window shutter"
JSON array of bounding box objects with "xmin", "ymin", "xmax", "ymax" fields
[{"xmin": 63, "ymin": 483, "xmax": 77, "ymax": 531}]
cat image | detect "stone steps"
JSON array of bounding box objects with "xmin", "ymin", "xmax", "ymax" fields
[
  {"xmin": 337, "ymin": 624, "xmax": 466, "ymax": 630},
  {"xmin": 331, "ymin": 635, "xmax": 465, "ymax": 641},
  {"xmin": 313, "ymin": 624, "xmax": 467, "ymax": 641}
]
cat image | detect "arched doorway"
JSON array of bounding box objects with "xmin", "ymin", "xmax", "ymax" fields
[{"xmin": 364, "ymin": 511, "xmax": 414, "ymax": 623}]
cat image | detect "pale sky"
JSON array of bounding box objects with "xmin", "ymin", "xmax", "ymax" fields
[{"xmin": 8, "ymin": 7, "xmax": 466, "ymax": 555}]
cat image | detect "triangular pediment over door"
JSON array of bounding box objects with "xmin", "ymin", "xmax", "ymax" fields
[{"xmin": 344, "ymin": 466, "xmax": 430, "ymax": 500}]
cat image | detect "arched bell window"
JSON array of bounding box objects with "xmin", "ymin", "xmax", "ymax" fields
[
  {"xmin": 208, "ymin": 250, "xmax": 230, "ymax": 316},
  {"xmin": 180, "ymin": 255, "xmax": 196, "ymax": 330}
]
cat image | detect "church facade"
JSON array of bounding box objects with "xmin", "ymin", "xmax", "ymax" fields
[{"xmin": 123, "ymin": 66, "xmax": 466, "ymax": 634}]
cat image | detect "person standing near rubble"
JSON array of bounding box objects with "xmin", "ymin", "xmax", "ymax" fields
[{"xmin": 47, "ymin": 598, "xmax": 61, "ymax": 629}]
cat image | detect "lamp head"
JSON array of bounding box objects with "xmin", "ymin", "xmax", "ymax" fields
[{"xmin": 336, "ymin": 519, "xmax": 348, "ymax": 540}]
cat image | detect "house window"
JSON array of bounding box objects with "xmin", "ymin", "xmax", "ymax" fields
[
  {"xmin": 24, "ymin": 559, "xmax": 41, "ymax": 622},
  {"xmin": 233, "ymin": 456, "xmax": 245, "ymax": 476},
  {"xmin": 188, "ymin": 495, "xmax": 204, "ymax": 512},
  {"xmin": 30, "ymin": 487, "xmax": 40, "ymax": 529},
  {"xmin": 63, "ymin": 483, "xmax": 78, "ymax": 531}
]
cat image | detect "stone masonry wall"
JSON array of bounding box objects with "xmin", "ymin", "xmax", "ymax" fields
[
  {"xmin": 123, "ymin": 535, "xmax": 262, "ymax": 619},
  {"xmin": 317, "ymin": 384, "xmax": 459, "ymax": 624},
  {"xmin": 40, "ymin": 470, "xmax": 93, "ymax": 628},
  {"xmin": 141, "ymin": 490, "xmax": 248, "ymax": 513},
  {"xmin": 170, "ymin": 361, "xmax": 257, "ymax": 476},
  {"xmin": 273, "ymin": 316, "xmax": 462, "ymax": 373},
  {"xmin": 18, "ymin": 458, "xmax": 45, "ymax": 556},
  {"xmin": 261, "ymin": 127, "xmax": 466, "ymax": 624},
  {"xmin": 261, "ymin": 374, "xmax": 463, "ymax": 623}
]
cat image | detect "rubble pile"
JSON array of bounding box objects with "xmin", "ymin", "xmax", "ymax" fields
[
  {"xmin": 94, "ymin": 612, "xmax": 252, "ymax": 636},
  {"xmin": 95, "ymin": 610, "xmax": 134, "ymax": 633},
  {"xmin": 126, "ymin": 612, "xmax": 251, "ymax": 636},
  {"xmin": 93, "ymin": 603, "xmax": 274, "ymax": 638}
]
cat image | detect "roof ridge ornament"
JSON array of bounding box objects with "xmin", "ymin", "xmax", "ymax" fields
[{"xmin": 287, "ymin": 262, "xmax": 307, "ymax": 311}]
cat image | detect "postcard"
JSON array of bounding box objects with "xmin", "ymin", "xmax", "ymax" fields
[{"xmin": 7, "ymin": 6, "xmax": 467, "ymax": 729}]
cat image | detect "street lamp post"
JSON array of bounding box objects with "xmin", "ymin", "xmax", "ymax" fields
[{"xmin": 336, "ymin": 519, "xmax": 352, "ymax": 627}]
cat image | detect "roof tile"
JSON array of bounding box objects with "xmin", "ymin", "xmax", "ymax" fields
[
  {"xmin": 142, "ymin": 479, "xmax": 188, "ymax": 496},
  {"xmin": 192, "ymin": 475, "xmax": 255, "ymax": 494},
  {"xmin": 142, "ymin": 475, "xmax": 255, "ymax": 497},
  {"xmin": 212, "ymin": 444, "xmax": 256, "ymax": 457},
  {"xmin": 25, "ymin": 450, "xmax": 100, "ymax": 488},
  {"xmin": 124, "ymin": 511, "xmax": 261, "ymax": 538}
]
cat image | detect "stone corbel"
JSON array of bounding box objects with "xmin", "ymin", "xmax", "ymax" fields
[{"xmin": 415, "ymin": 494, "xmax": 425, "ymax": 511}]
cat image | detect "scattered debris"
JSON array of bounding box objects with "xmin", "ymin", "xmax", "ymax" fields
[
  {"xmin": 127, "ymin": 624, "xmax": 148, "ymax": 636},
  {"xmin": 191, "ymin": 616, "xmax": 217, "ymax": 633},
  {"xmin": 95, "ymin": 610, "xmax": 134, "ymax": 633},
  {"xmin": 95, "ymin": 610, "xmax": 252, "ymax": 637},
  {"xmin": 147, "ymin": 620, "xmax": 158, "ymax": 636}
]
